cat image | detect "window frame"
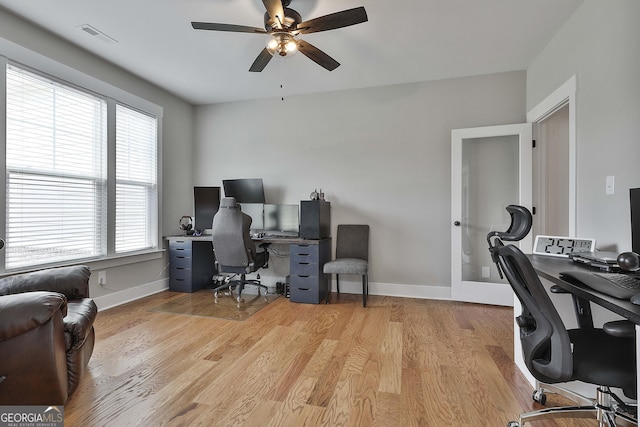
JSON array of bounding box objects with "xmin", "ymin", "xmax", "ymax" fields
[{"xmin": 0, "ymin": 55, "xmax": 163, "ymax": 274}]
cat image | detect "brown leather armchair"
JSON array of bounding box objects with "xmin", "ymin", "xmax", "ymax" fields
[{"xmin": 0, "ymin": 265, "xmax": 97, "ymax": 404}]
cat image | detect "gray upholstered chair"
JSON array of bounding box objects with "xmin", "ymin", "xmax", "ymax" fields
[
  {"xmin": 323, "ymin": 224, "xmax": 369, "ymax": 307},
  {"xmin": 211, "ymin": 197, "xmax": 269, "ymax": 304}
]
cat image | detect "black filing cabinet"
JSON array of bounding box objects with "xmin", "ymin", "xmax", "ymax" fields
[
  {"xmin": 289, "ymin": 238, "xmax": 331, "ymax": 304},
  {"xmin": 168, "ymin": 238, "xmax": 215, "ymax": 292}
]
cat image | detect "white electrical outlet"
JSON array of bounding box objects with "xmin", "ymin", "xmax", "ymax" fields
[
  {"xmin": 98, "ymin": 271, "xmax": 107, "ymax": 286},
  {"xmin": 482, "ymin": 266, "xmax": 491, "ymax": 278}
]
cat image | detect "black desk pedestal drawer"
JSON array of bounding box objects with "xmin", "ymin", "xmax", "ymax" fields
[
  {"xmin": 289, "ymin": 238, "xmax": 331, "ymax": 304},
  {"xmin": 169, "ymin": 239, "xmax": 215, "ymax": 292}
]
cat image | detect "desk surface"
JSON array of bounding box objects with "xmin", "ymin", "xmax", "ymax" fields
[
  {"xmin": 529, "ymin": 254, "xmax": 640, "ymax": 324},
  {"xmin": 165, "ymin": 235, "xmax": 329, "ymax": 245}
]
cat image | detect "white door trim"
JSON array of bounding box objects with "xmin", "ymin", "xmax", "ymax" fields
[{"xmin": 527, "ymin": 75, "xmax": 577, "ymax": 236}]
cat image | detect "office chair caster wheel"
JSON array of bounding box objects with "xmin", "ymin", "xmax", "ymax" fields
[
  {"xmin": 532, "ymin": 389, "xmax": 547, "ymax": 405},
  {"xmin": 507, "ymin": 422, "xmax": 520, "ymax": 427}
]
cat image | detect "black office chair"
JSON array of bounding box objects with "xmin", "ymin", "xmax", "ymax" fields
[
  {"xmin": 211, "ymin": 197, "xmax": 269, "ymax": 304},
  {"xmin": 487, "ymin": 205, "xmax": 637, "ymax": 427}
]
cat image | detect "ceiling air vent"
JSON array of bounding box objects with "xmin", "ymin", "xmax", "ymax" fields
[{"xmin": 77, "ymin": 24, "xmax": 118, "ymax": 44}]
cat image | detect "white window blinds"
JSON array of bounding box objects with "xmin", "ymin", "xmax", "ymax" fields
[
  {"xmin": 115, "ymin": 105, "xmax": 158, "ymax": 253},
  {"xmin": 5, "ymin": 65, "xmax": 107, "ymax": 269}
]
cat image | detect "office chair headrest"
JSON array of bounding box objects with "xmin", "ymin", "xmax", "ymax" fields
[
  {"xmin": 220, "ymin": 197, "xmax": 238, "ymax": 209},
  {"xmin": 487, "ymin": 205, "xmax": 533, "ymax": 280},
  {"xmin": 488, "ymin": 205, "xmax": 532, "ymax": 243}
]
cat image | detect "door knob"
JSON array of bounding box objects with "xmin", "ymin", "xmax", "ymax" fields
[{"xmin": 454, "ymin": 221, "xmax": 461, "ymax": 226}]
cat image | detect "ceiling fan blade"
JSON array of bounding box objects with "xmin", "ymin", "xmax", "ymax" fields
[
  {"xmin": 297, "ymin": 40, "xmax": 340, "ymax": 71},
  {"xmin": 191, "ymin": 22, "xmax": 267, "ymax": 34},
  {"xmin": 262, "ymin": 0, "xmax": 286, "ymax": 30},
  {"xmin": 249, "ymin": 48, "xmax": 274, "ymax": 72},
  {"xmin": 296, "ymin": 7, "xmax": 368, "ymax": 34}
]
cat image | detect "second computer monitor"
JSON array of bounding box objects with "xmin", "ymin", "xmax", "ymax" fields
[
  {"xmin": 240, "ymin": 203, "xmax": 264, "ymax": 231},
  {"xmin": 264, "ymin": 204, "xmax": 299, "ymax": 235}
]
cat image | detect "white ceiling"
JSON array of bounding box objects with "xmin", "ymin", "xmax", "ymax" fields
[{"xmin": 0, "ymin": 0, "xmax": 584, "ymax": 105}]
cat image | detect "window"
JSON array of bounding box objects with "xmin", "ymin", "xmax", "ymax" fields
[
  {"xmin": 115, "ymin": 105, "xmax": 158, "ymax": 253},
  {"xmin": 4, "ymin": 63, "xmax": 160, "ymax": 271},
  {"xmin": 5, "ymin": 65, "xmax": 107, "ymax": 269}
]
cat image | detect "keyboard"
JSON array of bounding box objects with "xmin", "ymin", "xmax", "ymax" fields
[{"xmin": 560, "ymin": 270, "xmax": 640, "ymax": 299}]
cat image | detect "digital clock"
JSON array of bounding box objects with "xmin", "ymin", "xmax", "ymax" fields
[{"xmin": 533, "ymin": 235, "xmax": 596, "ymax": 257}]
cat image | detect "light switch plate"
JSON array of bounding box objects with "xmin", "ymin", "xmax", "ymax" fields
[{"xmin": 606, "ymin": 175, "xmax": 615, "ymax": 195}]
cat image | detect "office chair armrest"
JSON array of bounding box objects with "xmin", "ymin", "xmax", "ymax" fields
[
  {"xmin": 550, "ymin": 285, "xmax": 569, "ymax": 294},
  {"xmin": 550, "ymin": 285, "xmax": 594, "ymax": 329},
  {"xmin": 603, "ymin": 320, "xmax": 635, "ymax": 338}
]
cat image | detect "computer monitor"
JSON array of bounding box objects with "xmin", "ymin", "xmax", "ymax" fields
[
  {"xmin": 264, "ymin": 204, "xmax": 299, "ymax": 235},
  {"xmin": 222, "ymin": 178, "xmax": 266, "ymax": 204},
  {"xmin": 193, "ymin": 186, "xmax": 220, "ymax": 233},
  {"xmin": 240, "ymin": 203, "xmax": 264, "ymax": 232},
  {"xmin": 630, "ymin": 188, "xmax": 640, "ymax": 253}
]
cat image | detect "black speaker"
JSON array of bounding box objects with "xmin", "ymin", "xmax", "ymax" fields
[{"xmin": 300, "ymin": 200, "xmax": 331, "ymax": 240}]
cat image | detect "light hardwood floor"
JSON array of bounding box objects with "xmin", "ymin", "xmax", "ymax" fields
[{"xmin": 64, "ymin": 291, "xmax": 596, "ymax": 426}]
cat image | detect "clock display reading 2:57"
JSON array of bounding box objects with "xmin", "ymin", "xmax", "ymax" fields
[{"xmin": 533, "ymin": 235, "xmax": 596, "ymax": 257}]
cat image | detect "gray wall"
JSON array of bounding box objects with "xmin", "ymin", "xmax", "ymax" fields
[
  {"xmin": 194, "ymin": 71, "xmax": 526, "ymax": 294},
  {"xmin": 12, "ymin": 0, "xmax": 632, "ymax": 301},
  {"xmin": 0, "ymin": 8, "xmax": 194, "ymax": 305},
  {"xmin": 527, "ymin": 0, "xmax": 640, "ymax": 252},
  {"xmin": 527, "ymin": 0, "xmax": 640, "ymax": 331}
]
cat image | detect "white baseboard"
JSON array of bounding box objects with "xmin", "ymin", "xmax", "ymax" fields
[
  {"xmin": 93, "ymin": 278, "xmax": 169, "ymax": 311},
  {"xmin": 331, "ymin": 280, "xmax": 452, "ymax": 300},
  {"xmin": 451, "ymin": 280, "xmax": 514, "ymax": 306},
  {"xmin": 93, "ymin": 278, "xmax": 500, "ymax": 310}
]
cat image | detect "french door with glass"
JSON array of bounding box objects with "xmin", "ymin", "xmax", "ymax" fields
[{"xmin": 451, "ymin": 124, "xmax": 532, "ymax": 306}]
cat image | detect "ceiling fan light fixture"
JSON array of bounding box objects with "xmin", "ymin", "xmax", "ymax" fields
[
  {"xmin": 192, "ymin": 3, "xmax": 368, "ymax": 72},
  {"xmin": 266, "ymin": 32, "xmax": 298, "ymax": 57}
]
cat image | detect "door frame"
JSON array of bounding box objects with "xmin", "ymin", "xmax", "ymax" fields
[
  {"xmin": 527, "ymin": 75, "xmax": 577, "ymax": 237},
  {"xmin": 512, "ymin": 76, "xmax": 578, "ymax": 387},
  {"xmin": 451, "ymin": 123, "xmax": 532, "ymax": 306}
]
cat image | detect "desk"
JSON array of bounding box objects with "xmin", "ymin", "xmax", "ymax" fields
[
  {"xmin": 529, "ymin": 254, "xmax": 640, "ymax": 324},
  {"xmin": 528, "ymin": 254, "xmax": 640, "ymax": 400},
  {"xmin": 165, "ymin": 235, "xmax": 331, "ymax": 303}
]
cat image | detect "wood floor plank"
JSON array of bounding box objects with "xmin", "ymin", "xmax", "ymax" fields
[
  {"xmin": 300, "ymin": 339, "xmax": 339, "ymax": 379},
  {"xmin": 62, "ymin": 292, "xmax": 598, "ymax": 426},
  {"xmin": 378, "ymin": 321, "xmax": 402, "ymax": 394},
  {"xmin": 346, "ymin": 357, "xmax": 379, "ymax": 427},
  {"xmin": 372, "ymin": 391, "xmax": 403, "ymax": 427}
]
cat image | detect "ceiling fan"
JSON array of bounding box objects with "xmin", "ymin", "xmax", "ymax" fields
[{"xmin": 191, "ymin": 0, "xmax": 368, "ymax": 72}]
